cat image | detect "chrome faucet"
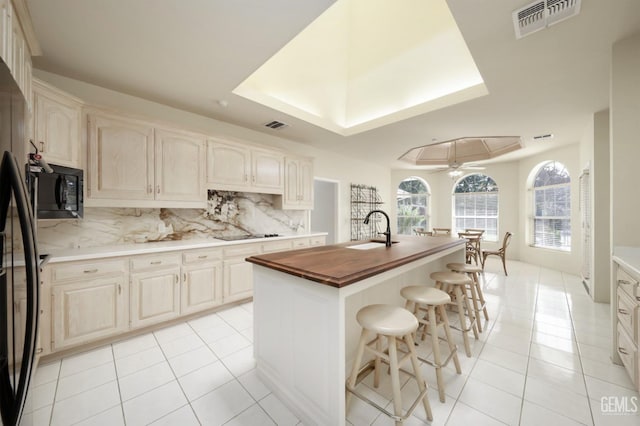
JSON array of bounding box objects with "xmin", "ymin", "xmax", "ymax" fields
[{"xmin": 364, "ymin": 209, "xmax": 392, "ymax": 247}]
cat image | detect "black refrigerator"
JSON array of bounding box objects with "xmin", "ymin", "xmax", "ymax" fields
[{"xmin": 0, "ymin": 60, "xmax": 40, "ymax": 426}]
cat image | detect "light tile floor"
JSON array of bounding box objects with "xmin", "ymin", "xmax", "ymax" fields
[{"xmin": 23, "ymin": 258, "xmax": 640, "ymax": 425}]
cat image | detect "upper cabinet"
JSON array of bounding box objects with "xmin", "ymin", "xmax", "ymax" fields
[
  {"xmin": 32, "ymin": 79, "xmax": 82, "ymax": 168},
  {"xmin": 154, "ymin": 127, "xmax": 206, "ymax": 202},
  {"xmin": 0, "ymin": 0, "xmax": 42, "ymax": 111},
  {"xmin": 277, "ymin": 157, "xmax": 314, "ymax": 210},
  {"xmin": 87, "ymin": 111, "xmax": 207, "ymax": 208},
  {"xmin": 206, "ymin": 138, "xmax": 284, "ymax": 194}
]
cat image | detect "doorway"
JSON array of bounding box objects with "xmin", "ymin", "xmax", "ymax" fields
[{"xmin": 311, "ymin": 178, "xmax": 338, "ymax": 244}]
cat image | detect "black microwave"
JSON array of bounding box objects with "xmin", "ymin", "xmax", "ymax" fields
[{"xmin": 33, "ymin": 164, "xmax": 83, "ymax": 219}]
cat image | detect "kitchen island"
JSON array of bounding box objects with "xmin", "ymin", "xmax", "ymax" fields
[{"xmin": 246, "ymin": 235, "xmax": 466, "ymax": 425}]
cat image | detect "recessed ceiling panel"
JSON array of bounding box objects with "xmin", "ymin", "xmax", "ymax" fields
[{"xmin": 233, "ymin": 0, "xmax": 487, "ymax": 136}]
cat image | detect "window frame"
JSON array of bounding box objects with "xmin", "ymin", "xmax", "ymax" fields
[
  {"xmin": 531, "ymin": 161, "xmax": 571, "ymax": 251},
  {"xmin": 452, "ymin": 174, "xmax": 499, "ymax": 242},
  {"xmin": 396, "ymin": 177, "xmax": 430, "ymax": 235}
]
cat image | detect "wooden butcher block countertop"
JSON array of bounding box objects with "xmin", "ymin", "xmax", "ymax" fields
[{"xmin": 246, "ymin": 235, "xmax": 465, "ymax": 288}]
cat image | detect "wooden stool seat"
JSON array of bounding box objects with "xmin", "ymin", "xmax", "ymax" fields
[
  {"xmin": 429, "ymin": 271, "xmax": 478, "ymax": 357},
  {"xmin": 401, "ymin": 286, "xmax": 461, "ymax": 403},
  {"xmin": 446, "ymin": 262, "xmax": 482, "ymax": 274},
  {"xmin": 401, "ymin": 286, "xmax": 451, "ymax": 305},
  {"xmin": 356, "ymin": 304, "xmax": 419, "ymax": 336},
  {"xmin": 346, "ymin": 304, "xmax": 433, "ymax": 424},
  {"xmin": 430, "ymin": 271, "xmax": 472, "ymax": 286},
  {"xmin": 447, "ymin": 262, "xmax": 490, "ymax": 332}
]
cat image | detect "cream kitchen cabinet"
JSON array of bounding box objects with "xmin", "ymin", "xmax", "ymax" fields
[
  {"xmin": 277, "ymin": 157, "xmax": 314, "ymax": 210},
  {"xmin": 154, "ymin": 127, "xmax": 206, "ymax": 203},
  {"xmin": 87, "ymin": 111, "xmax": 207, "ymax": 207},
  {"xmin": 181, "ymin": 249, "xmax": 223, "ymax": 315},
  {"xmin": 87, "ymin": 112, "xmax": 155, "ymax": 202},
  {"xmin": 223, "ymin": 243, "xmax": 261, "ymax": 303},
  {"xmin": 32, "ymin": 79, "xmax": 82, "ymax": 168},
  {"xmin": 1, "ymin": 0, "xmax": 39, "ymax": 110},
  {"xmin": 206, "ymin": 138, "xmax": 284, "ymax": 194},
  {"xmin": 130, "ymin": 253, "xmax": 181, "ymax": 329},
  {"xmin": 49, "ymin": 259, "xmax": 128, "ymax": 351},
  {"xmin": 613, "ymin": 261, "xmax": 640, "ymax": 391}
]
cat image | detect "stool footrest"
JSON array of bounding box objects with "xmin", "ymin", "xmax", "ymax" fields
[
  {"xmin": 346, "ymin": 359, "xmax": 429, "ymax": 423},
  {"xmin": 417, "ymin": 344, "xmax": 459, "ymax": 369}
]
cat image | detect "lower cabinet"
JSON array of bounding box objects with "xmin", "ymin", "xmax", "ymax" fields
[
  {"xmin": 43, "ymin": 236, "xmax": 325, "ymax": 355},
  {"xmin": 130, "ymin": 265, "xmax": 181, "ymax": 329},
  {"xmin": 182, "ymin": 261, "xmax": 223, "ymax": 315},
  {"xmin": 51, "ymin": 275, "xmax": 128, "ymax": 351},
  {"xmin": 614, "ymin": 261, "xmax": 640, "ymax": 391},
  {"xmin": 223, "ymin": 243, "xmax": 261, "ymax": 303}
]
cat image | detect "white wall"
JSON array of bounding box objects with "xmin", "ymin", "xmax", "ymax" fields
[
  {"xmin": 34, "ymin": 70, "xmax": 391, "ymax": 243},
  {"xmin": 611, "ymin": 32, "xmax": 640, "ymax": 248}
]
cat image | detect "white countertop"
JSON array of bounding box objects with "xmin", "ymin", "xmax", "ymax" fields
[
  {"xmin": 613, "ymin": 246, "xmax": 640, "ymax": 277},
  {"xmin": 41, "ymin": 233, "xmax": 328, "ymax": 263}
]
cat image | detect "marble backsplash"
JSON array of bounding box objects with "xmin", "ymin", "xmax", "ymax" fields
[{"xmin": 37, "ymin": 191, "xmax": 308, "ymax": 250}]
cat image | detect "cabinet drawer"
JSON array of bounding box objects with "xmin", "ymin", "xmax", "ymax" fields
[
  {"xmin": 131, "ymin": 254, "xmax": 181, "ymax": 271},
  {"xmin": 183, "ymin": 249, "xmax": 222, "ymax": 264},
  {"xmin": 617, "ymin": 287, "xmax": 637, "ymax": 340},
  {"xmin": 309, "ymin": 236, "xmax": 325, "ymax": 247},
  {"xmin": 262, "ymin": 240, "xmax": 292, "ymax": 253},
  {"xmin": 51, "ymin": 260, "xmax": 126, "ymax": 282},
  {"xmin": 618, "ymin": 267, "xmax": 640, "ymax": 302},
  {"xmin": 223, "ymin": 244, "xmax": 261, "ymax": 258},
  {"xmin": 292, "ymin": 239, "xmax": 309, "ymax": 249},
  {"xmin": 617, "ymin": 323, "xmax": 637, "ymax": 383}
]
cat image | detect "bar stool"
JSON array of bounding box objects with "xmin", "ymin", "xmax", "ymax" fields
[
  {"xmin": 447, "ymin": 262, "xmax": 489, "ymax": 332},
  {"xmin": 401, "ymin": 286, "xmax": 461, "ymax": 402},
  {"xmin": 430, "ymin": 271, "xmax": 478, "ymax": 357},
  {"xmin": 346, "ymin": 304, "xmax": 433, "ymax": 424}
]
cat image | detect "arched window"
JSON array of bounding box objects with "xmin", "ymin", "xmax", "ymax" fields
[
  {"xmin": 397, "ymin": 177, "xmax": 430, "ymax": 235},
  {"xmin": 532, "ymin": 161, "xmax": 571, "ymax": 250},
  {"xmin": 453, "ymin": 174, "xmax": 499, "ymax": 241}
]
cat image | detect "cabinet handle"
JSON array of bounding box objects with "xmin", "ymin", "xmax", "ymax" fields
[
  {"xmin": 244, "ymin": 174, "xmax": 248, "ymax": 182},
  {"xmin": 83, "ymin": 268, "xmax": 98, "ymax": 274},
  {"xmin": 198, "ymin": 255, "xmax": 208, "ymax": 259},
  {"xmin": 156, "ymin": 185, "xmax": 160, "ymax": 194},
  {"xmin": 147, "ymin": 184, "xmax": 152, "ymax": 194},
  {"xmin": 618, "ymin": 308, "xmax": 629, "ymax": 315},
  {"xmin": 150, "ymin": 261, "xmax": 162, "ymax": 265},
  {"xmin": 175, "ymin": 274, "xmax": 179, "ymax": 284},
  {"xmin": 118, "ymin": 284, "xmax": 122, "ymax": 295},
  {"xmin": 183, "ymin": 273, "xmax": 186, "ymax": 282},
  {"xmin": 619, "ymin": 279, "xmax": 632, "ymax": 285},
  {"xmin": 39, "ymin": 141, "xmax": 45, "ymax": 152},
  {"xmin": 619, "ymin": 347, "xmax": 629, "ymax": 355}
]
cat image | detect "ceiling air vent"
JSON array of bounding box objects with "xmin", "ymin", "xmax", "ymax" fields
[
  {"xmin": 513, "ymin": 0, "xmax": 581, "ymax": 39},
  {"xmin": 264, "ymin": 120, "xmax": 289, "ymax": 130}
]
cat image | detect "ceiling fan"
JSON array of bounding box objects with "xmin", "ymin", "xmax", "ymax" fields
[
  {"xmin": 427, "ymin": 141, "xmax": 485, "ymax": 177},
  {"xmin": 398, "ymin": 136, "xmax": 522, "ymax": 177}
]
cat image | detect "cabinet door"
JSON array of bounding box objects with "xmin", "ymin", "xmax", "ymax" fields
[
  {"xmin": 155, "ymin": 128, "xmax": 205, "ymax": 202},
  {"xmin": 298, "ymin": 159, "xmax": 314, "ymax": 208},
  {"xmin": 0, "ymin": 0, "xmax": 9, "ymax": 65},
  {"xmin": 223, "ymin": 258, "xmax": 254, "ymax": 303},
  {"xmin": 10, "ymin": 9, "xmax": 22, "ymax": 90},
  {"xmin": 182, "ymin": 262, "xmax": 222, "ymax": 315},
  {"xmin": 51, "ymin": 276, "xmax": 128, "ymax": 350},
  {"xmin": 283, "ymin": 159, "xmax": 300, "ymax": 205},
  {"xmin": 34, "ymin": 87, "xmax": 81, "ymax": 167},
  {"xmin": 206, "ymin": 139, "xmax": 251, "ymax": 190},
  {"xmin": 130, "ymin": 267, "xmax": 180, "ymax": 329},
  {"xmin": 252, "ymin": 149, "xmax": 284, "ymax": 193},
  {"xmin": 88, "ymin": 113, "xmax": 154, "ymax": 200}
]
